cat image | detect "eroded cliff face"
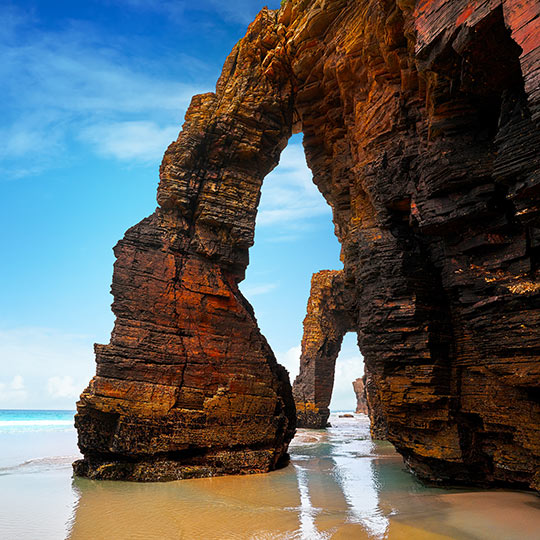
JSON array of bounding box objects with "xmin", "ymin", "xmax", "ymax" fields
[
  {"xmin": 76, "ymin": 0, "xmax": 540, "ymax": 489},
  {"xmin": 291, "ymin": 269, "xmax": 388, "ymax": 437},
  {"xmin": 292, "ymin": 270, "xmax": 355, "ymax": 428},
  {"xmin": 74, "ymin": 12, "xmax": 296, "ymax": 481},
  {"xmin": 353, "ymin": 377, "xmax": 368, "ymax": 415}
]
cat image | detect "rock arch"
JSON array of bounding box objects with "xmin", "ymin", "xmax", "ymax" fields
[
  {"xmin": 292, "ymin": 270, "xmax": 355, "ymax": 429},
  {"xmin": 292, "ymin": 270, "xmax": 388, "ymax": 438},
  {"xmin": 75, "ymin": 0, "xmax": 540, "ymax": 490},
  {"xmin": 74, "ymin": 10, "xmax": 298, "ymax": 481}
]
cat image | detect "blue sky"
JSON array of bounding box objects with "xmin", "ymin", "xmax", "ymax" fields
[{"xmin": 0, "ymin": 0, "xmax": 363, "ymax": 410}]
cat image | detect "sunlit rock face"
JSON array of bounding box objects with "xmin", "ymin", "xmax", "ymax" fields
[
  {"xmin": 292, "ymin": 270, "xmax": 355, "ymax": 428},
  {"xmin": 353, "ymin": 378, "xmax": 368, "ymax": 415},
  {"xmin": 74, "ymin": 11, "xmax": 296, "ymax": 481},
  {"xmin": 76, "ymin": 0, "xmax": 540, "ymax": 489}
]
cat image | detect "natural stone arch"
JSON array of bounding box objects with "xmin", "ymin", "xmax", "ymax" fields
[
  {"xmin": 292, "ymin": 270, "xmax": 355, "ymax": 428},
  {"xmin": 74, "ymin": 10, "xmax": 298, "ymax": 481},
  {"xmin": 75, "ymin": 0, "xmax": 540, "ymax": 491},
  {"xmin": 292, "ymin": 270, "xmax": 389, "ymax": 438}
]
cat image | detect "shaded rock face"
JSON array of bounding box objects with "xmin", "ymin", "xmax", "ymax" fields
[
  {"xmin": 363, "ymin": 371, "xmax": 388, "ymax": 440},
  {"xmin": 76, "ymin": 0, "xmax": 540, "ymax": 490},
  {"xmin": 353, "ymin": 377, "xmax": 368, "ymax": 415},
  {"xmin": 292, "ymin": 270, "xmax": 388, "ymax": 438}
]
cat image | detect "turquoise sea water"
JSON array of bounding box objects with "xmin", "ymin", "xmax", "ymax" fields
[
  {"xmin": 0, "ymin": 411, "xmax": 539, "ymax": 539},
  {"xmin": 0, "ymin": 409, "xmax": 75, "ymax": 433}
]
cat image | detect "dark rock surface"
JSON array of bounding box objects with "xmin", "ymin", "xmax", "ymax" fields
[{"xmin": 76, "ymin": 0, "xmax": 540, "ymax": 490}]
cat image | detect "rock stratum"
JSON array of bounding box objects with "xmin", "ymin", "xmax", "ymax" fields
[
  {"xmin": 353, "ymin": 378, "xmax": 369, "ymax": 415},
  {"xmin": 75, "ymin": 0, "xmax": 540, "ymax": 490},
  {"xmin": 292, "ymin": 270, "xmax": 354, "ymax": 428}
]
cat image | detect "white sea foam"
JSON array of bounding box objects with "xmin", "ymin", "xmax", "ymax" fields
[
  {"xmin": 0, "ymin": 455, "xmax": 77, "ymax": 476},
  {"xmin": 0, "ymin": 420, "xmax": 73, "ymax": 427}
]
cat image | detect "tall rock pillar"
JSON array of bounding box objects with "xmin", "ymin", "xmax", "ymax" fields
[{"xmin": 74, "ymin": 10, "xmax": 297, "ymax": 481}]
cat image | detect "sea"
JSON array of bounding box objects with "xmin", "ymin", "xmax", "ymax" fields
[{"xmin": 0, "ymin": 409, "xmax": 539, "ymax": 539}]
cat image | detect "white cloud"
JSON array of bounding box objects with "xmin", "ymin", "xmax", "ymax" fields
[
  {"xmin": 240, "ymin": 282, "xmax": 278, "ymax": 298},
  {"xmin": 276, "ymin": 345, "xmax": 301, "ymax": 382},
  {"xmin": 331, "ymin": 334, "xmax": 364, "ymax": 411},
  {"xmin": 11, "ymin": 375, "xmax": 25, "ymax": 391},
  {"xmin": 47, "ymin": 376, "xmax": 81, "ymax": 399},
  {"xmin": 0, "ymin": 375, "xmax": 28, "ymax": 405},
  {"xmin": 275, "ymin": 336, "xmax": 364, "ymax": 411},
  {"xmin": 0, "ymin": 6, "xmax": 203, "ymax": 176},
  {"xmin": 257, "ymin": 143, "xmax": 331, "ymax": 227},
  {"xmin": 330, "ymin": 354, "xmax": 364, "ymax": 411},
  {"xmin": 0, "ymin": 12, "xmax": 198, "ymax": 116},
  {"xmin": 0, "ymin": 327, "xmax": 95, "ymax": 409},
  {"xmin": 81, "ymin": 121, "xmax": 179, "ymax": 162}
]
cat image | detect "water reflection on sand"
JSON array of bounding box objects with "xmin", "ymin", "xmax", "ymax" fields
[{"xmin": 64, "ymin": 415, "xmax": 540, "ymax": 539}]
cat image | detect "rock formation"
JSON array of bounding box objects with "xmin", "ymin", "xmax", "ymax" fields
[
  {"xmin": 291, "ymin": 271, "xmax": 388, "ymax": 437},
  {"xmin": 353, "ymin": 377, "xmax": 368, "ymax": 415},
  {"xmin": 76, "ymin": 0, "xmax": 540, "ymax": 491},
  {"xmin": 363, "ymin": 371, "xmax": 388, "ymax": 440},
  {"xmin": 292, "ymin": 270, "xmax": 355, "ymax": 427},
  {"xmin": 74, "ymin": 12, "xmax": 296, "ymax": 481}
]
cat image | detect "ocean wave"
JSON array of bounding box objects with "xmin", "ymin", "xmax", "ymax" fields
[
  {"xmin": 0, "ymin": 420, "xmax": 73, "ymax": 427},
  {"xmin": 0, "ymin": 418, "xmax": 75, "ymax": 433},
  {"xmin": 0, "ymin": 419, "xmax": 73, "ymax": 427},
  {"xmin": 0, "ymin": 455, "xmax": 78, "ymax": 476}
]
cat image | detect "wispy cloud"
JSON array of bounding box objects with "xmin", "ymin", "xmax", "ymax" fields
[
  {"xmin": 331, "ymin": 354, "xmax": 364, "ymax": 410},
  {"xmin": 80, "ymin": 121, "xmax": 179, "ymax": 162},
  {"xmin": 274, "ymin": 338, "xmax": 364, "ymax": 410},
  {"xmin": 240, "ymin": 282, "xmax": 278, "ymax": 298},
  {"xmin": 257, "ymin": 142, "xmax": 332, "ymax": 228},
  {"xmin": 47, "ymin": 376, "xmax": 81, "ymax": 399},
  {"xmin": 0, "ymin": 6, "xmax": 203, "ymax": 177},
  {"xmin": 0, "ymin": 375, "xmax": 27, "ymax": 406},
  {"xmin": 206, "ymin": 0, "xmax": 277, "ymax": 25},
  {"xmin": 0, "ymin": 327, "xmax": 95, "ymax": 408},
  {"xmin": 110, "ymin": 0, "xmax": 278, "ymax": 26},
  {"xmin": 106, "ymin": 0, "xmax": 187, "ymax": 21},
  {"xmin": 276, "ymin": 345, "xmax": 301, "ymax": 382}
]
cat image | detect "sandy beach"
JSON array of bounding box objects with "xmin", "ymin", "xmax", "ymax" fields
[{"xmin": 1, "ymin": 412, "xmax": 539, "ymax": 539}]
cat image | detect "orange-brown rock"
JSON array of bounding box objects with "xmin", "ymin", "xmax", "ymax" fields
[
  {"xmin": 292, "ymin": 270, "xmax": 355, "ymax": 428},
  {"xmin": 74, "ymin": 11, "xmax": 296, "ymax": 481},
  {"xmin": 76, "ymin": 0, "xmax": 540, "ymax": 490},
  {"xmin": 292, "ymin": 271, "xmax": 387, "ymax": 436},
  {"xmin": 353, "ymin": 377, "xmax": 368, "ymax": 415}
]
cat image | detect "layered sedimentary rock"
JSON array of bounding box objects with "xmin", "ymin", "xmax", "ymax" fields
[
  {"xmin": 353, "ymin": 377, "xmax": 368, "ymax": 415},
  {"xmin": 292, "ymin": 270, "xmax": 355, "ymax": 427},
  {"xmin": 363, "ymin": 371, "xmax": 388, "ymax": 440},
  {"xmin": 74, "ymin": 12, "xmax": 296, "ymax": 481},
  {"xmin": 76, "ymin": 0, "xmax": 540, "ymax": 490},
  {"xmin": 292, "ymin": 270, "xmax": 388, "ymax": 436}
]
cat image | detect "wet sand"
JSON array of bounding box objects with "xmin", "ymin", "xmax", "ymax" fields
[{"xmin": 1, "ymin": 414, "xmax": 539, "ymax": 539}]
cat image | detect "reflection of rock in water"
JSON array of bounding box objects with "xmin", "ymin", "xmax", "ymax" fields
[
  {"xmin": 67, "ymin": 416, "xmax": 540, "ymax": 540},
  {"xmin": 75, "ymin": 0, "xmax": 540, "ymax": 490}
]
